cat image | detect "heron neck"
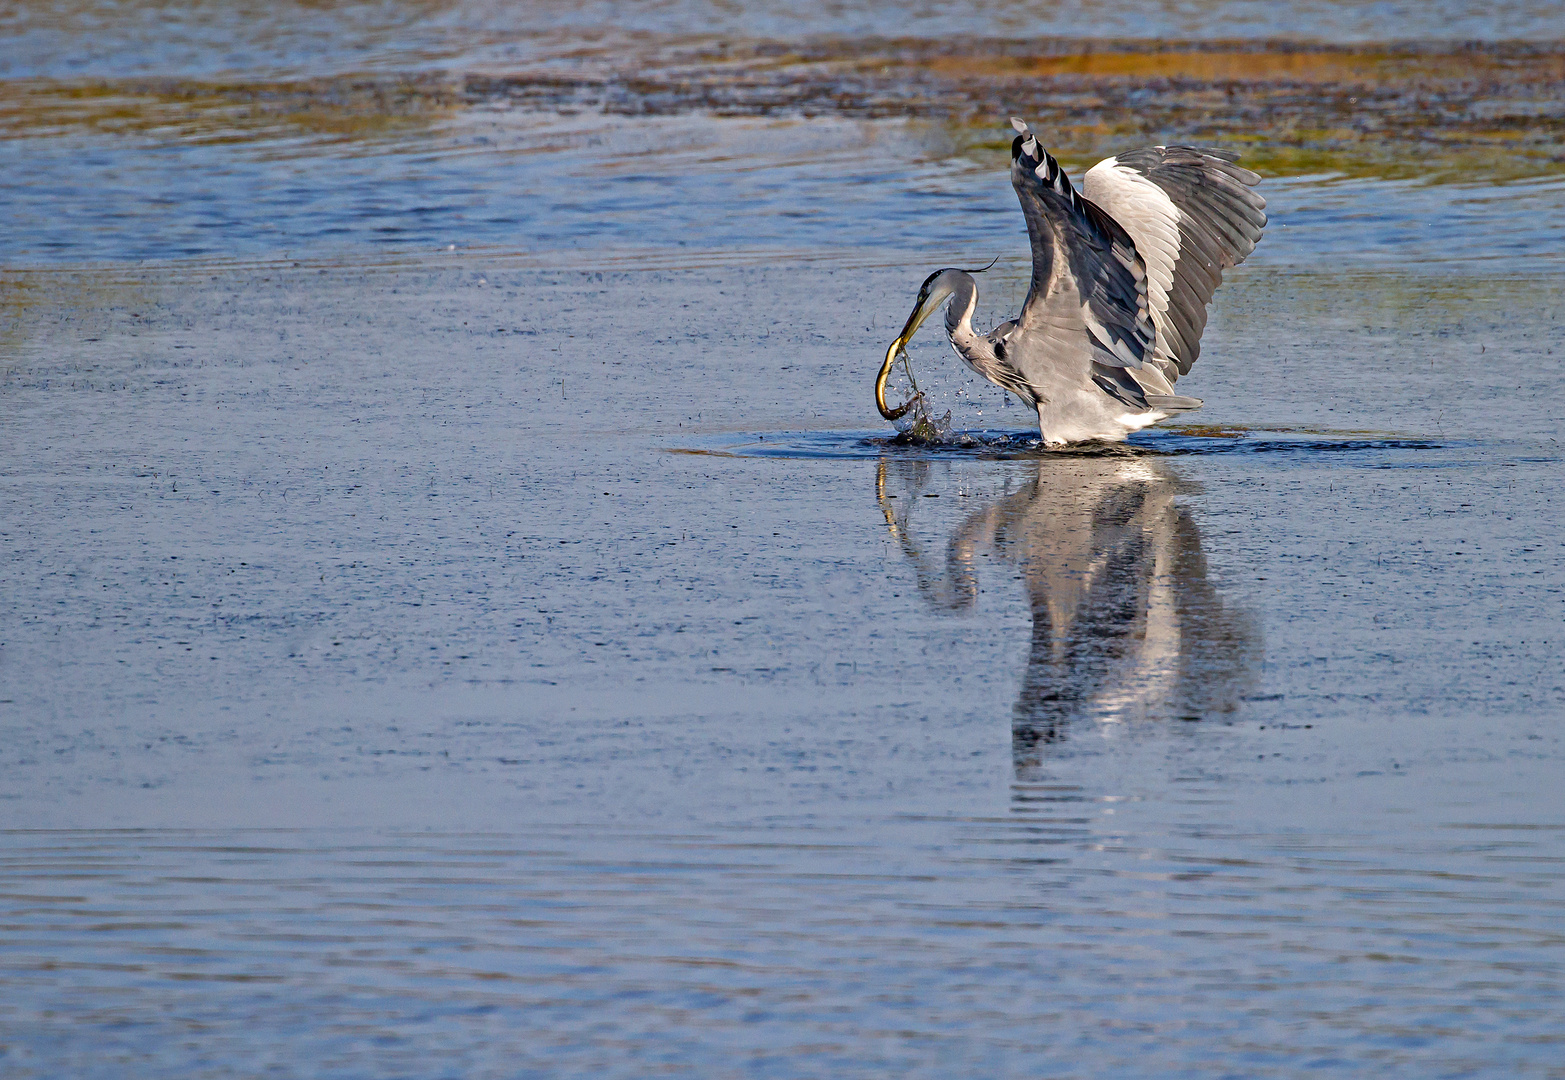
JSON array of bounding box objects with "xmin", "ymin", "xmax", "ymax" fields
[
  {"xmin": 943, "ymin": 272, "xmax": 980, "ymax": 344},
  {"xmin": 942, "ymin": 272, "xmax": 990, "ymax": 363}
]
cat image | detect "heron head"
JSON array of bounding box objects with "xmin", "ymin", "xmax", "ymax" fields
[{"xmin": 876, "ymin": 268, "xmax": 966, "ymax": 421}]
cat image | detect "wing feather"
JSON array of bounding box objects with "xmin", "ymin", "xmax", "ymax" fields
[
  {"xmin": 1083, "ymin": 145, "xmax": 1266, "ymax": 381},
  {"xmin": 1008, "ymin": 122, "xmax": 1155, "ymax": 375}
]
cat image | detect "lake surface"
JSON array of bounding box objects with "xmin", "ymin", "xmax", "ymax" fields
[{"xmin": 3, "ymin": 2, "xmax": 1564, "ymax": 1076}]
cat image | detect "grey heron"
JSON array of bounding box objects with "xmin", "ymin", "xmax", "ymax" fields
[{"xmin": 877, "ymin": 118, "xmax": 1266, "ymax": 446}]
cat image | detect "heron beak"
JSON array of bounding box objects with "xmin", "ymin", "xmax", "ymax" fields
[{"xmin": 875, "ymin": 285, "xmax": 949, "ymax": 421}]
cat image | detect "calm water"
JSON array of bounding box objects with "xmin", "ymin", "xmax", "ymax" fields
[{"xmin": 3, "ymin": 2, "xmax": 1565, "ymax": 1076}]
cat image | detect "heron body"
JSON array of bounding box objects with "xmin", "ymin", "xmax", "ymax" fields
[{"xmin": 877, "ymin": 118, "xmax": 1267, "ymax": 446}]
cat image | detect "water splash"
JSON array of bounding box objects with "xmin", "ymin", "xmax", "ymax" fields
[{"xmin": 892, "ymin": 397, "xmax": 954, "ymax": 443}]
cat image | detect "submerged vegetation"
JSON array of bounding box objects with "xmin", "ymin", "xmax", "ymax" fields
[{"xmin": 4, "ymin": 37, "xmax": 1562, "ymax": 181}]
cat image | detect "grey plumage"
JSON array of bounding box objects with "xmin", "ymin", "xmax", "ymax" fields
[{"xmin": 877, "ymin": 118, "xmax": 1266, "ymax": 446}]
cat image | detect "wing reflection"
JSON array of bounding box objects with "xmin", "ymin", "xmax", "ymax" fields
[{"xmin": 876, "ymin": 456, "xmax": 1259, "ymax": 771}]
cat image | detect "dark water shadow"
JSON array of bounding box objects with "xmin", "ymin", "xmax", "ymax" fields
[
  {"xmin": 876, "ymin": 456, "xmax": 1261, "ymax": 778},
  {"xmin": 675, "ymin": 427, "xmax": 1461, "ymax": 463}
]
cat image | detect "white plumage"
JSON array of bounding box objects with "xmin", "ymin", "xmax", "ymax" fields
[{"xmin": 1083, "ymin": 159, "xmax": 1185, "ymax": 396}]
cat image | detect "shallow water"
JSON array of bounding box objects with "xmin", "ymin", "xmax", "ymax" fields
[
  {"xmin": 5, "ymin": 258, "xmax": 1563, "ymax": 1075},
  {"xmin": 3, "ymin": 2, "xmax": 1565, "ymax": 1076}
]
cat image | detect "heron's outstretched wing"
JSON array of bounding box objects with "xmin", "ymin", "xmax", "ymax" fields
[
  {"xmin": 1008, "ymin": 120, "xmax": 1156, "ymax": 381},
  {"xmin": 1083, "ymin": 147, "xmax": 1266, "ymax": 384}
]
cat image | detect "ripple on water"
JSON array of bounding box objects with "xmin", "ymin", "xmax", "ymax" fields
[
  {"xmin": 673, "ymin": 427, "xmax": 1478, "ymax": 462},
  {"xmin": 2, "ymin": 816, "xmax": 1563, "ymax": 1077}
]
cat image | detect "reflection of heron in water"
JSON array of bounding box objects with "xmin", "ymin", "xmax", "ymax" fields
[{"xmin": 876, "ymin": 455, "xmax": 1258, "ymax": 774}]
